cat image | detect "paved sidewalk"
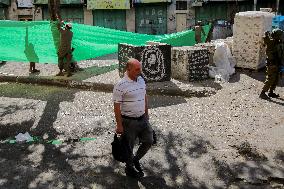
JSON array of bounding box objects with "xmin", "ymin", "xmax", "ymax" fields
[{"xmin": 0, "ymin": 56, "xmax": 222, "ymax": 97}]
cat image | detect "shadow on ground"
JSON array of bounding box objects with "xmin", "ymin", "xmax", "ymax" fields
[
  {"xmin": 1, "ymin": 128, "xmax": 283, "ymax": 188},
  {"xmin": 230, "ymin": 68, "xmax": 284, "ymax": 88},
  {"xmin": 0, "ymin": 83, "xmax": 76, "ymax": 139},
  {"xmin": 0, "ymin": 61, "xmax": 6, "ymax": 68},
  {"xmin": 92, "ymin": 53, "xmax": 118, "ymax": 60},
  {"xmin": 71, "ymin": 64, "xmax": 118, "ymax": 81},
  {"xmin": 229, "ymin": 68, "xmax": 266, "ymax": 83},
  {"xmin": 148, "ymin": 95, "xmax": 187, "ymax": 109},
  {"xmin": 0, "ymin": 83, "xmax": 283, "ymax": 189},
  {"xmin": 146, "ymin": 79, "xmax": 222, "ymax": 98}
]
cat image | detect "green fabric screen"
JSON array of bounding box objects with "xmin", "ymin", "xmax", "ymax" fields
[{"xmin": 0, "ymin": 20, "xmax": 211, "ymax": 64}]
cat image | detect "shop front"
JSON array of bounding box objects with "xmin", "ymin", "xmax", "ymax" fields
[
  {"xmin": 133, "ymin": 0, "xmax": 170, "ymax": 34},
  {"xmin": 88, "ymin": 0, "xmax": 129, "ymax": 30}
]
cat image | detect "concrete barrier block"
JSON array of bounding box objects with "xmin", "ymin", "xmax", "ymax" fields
[
  {"xmin": 194, "ymin": 42, "xmax": 216, "ymax": 65},
  {"xmin": 233, "ymin": 11, "xmax": 274, "ymax": 70},
  {"xmin": 118, "ymin": 43, "xmax": 171, "ymax": 82},
  {"xmin": 172, "ymin": 46, "xmax": 209, "ymax": 81}
]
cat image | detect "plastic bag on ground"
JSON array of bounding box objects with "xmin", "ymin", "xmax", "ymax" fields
[
  {"xmin": 210, "ymin": 42, "xmax": 236, "ymax": 82},
  {"xmin": 209, "ymin": 66, "xmax": 230, "ymax": 82},
  {"xmin": 15, "ymin": 132, "xmax": 33, "ymax": 143}
]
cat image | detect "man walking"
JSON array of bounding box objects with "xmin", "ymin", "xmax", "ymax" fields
[
  {"xmin": 56, "ymin": 17, "xmax": 73, "ymax": 77},
  {"xmin": 113, "ymin": 58, "xmax": 153, "ymax": 178}
]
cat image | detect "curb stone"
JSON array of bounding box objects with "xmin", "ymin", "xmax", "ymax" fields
[{"xmin": 0, "ymin": 75, "xmax": 219, "ymax": 97}]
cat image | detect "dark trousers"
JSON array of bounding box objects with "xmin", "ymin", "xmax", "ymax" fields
[
  {"xmin": 58, "ymin": 53, "xmax": 72, "ymax": 73},
  {"xmin": 122, "ymin": 116, "xmax": 153, "ymax": 167},
  {"xmin": 262, "ymin": 65, "xmax": 280, "ymax": 92}
]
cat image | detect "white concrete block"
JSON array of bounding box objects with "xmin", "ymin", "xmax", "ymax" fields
[
  {"xmin": 171, "ymin": 46, "xmax": 209, "ymax": 81},
  {"xmin": 233, "ymin": 11, "xmax": 274, "ymax": 69}
]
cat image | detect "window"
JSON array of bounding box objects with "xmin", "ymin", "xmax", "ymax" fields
[
  {"xmin": 18, "ymin": 15, "xmax": 33, "ymax": 21},
  {"xmin": 176, "ymin": 1, "xmax": 187, "ymax": 10}
]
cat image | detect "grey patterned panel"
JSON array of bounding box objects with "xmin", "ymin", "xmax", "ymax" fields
[
  {"xmin": 118, "ymin": 43, "xmax": 136, "ymax": 78},
  {"xmin": 118, "ymin": 43, "xmax": 171, "ymax": 82},
  {"xmin": 172, "ymin": 47, "xmax": 209, "ymax": 81}
]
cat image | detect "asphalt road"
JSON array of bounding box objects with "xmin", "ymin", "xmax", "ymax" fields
[{"xmin": 0, "ymin": 75, "xmax": 283, "ymax": 189}]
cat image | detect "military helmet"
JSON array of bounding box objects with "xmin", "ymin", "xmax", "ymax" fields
[{"xmin": 65, "ymin": 23, "xmax": 72, "ymax": 29}]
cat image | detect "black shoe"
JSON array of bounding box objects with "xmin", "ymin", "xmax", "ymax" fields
[
  {"xmin": 259, "ymin": 92, "xmax": 270, "ymax": 100},
  {"xmin": 268, "ymin": 92, "xmax": 280, "ymax": 98},
  {"xmin": 32, "ymin": 69, "xmax": 40, "ymax": 73},
  {"xmin": 66, "ymin": 73, "xmax": 72, "ymax": 77},
  {"xmin": 56, "ymin": 72, "xmax": 64, "ymax": 76},
  {"xmin": 125, "ymin": 166, "xmax": 142, "ymax": 178},
  {"xmin": 133, "ymin": 159, "xmax": 144, "ymax": 177}
]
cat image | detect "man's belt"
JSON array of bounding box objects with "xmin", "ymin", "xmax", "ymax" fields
[{"xmin": 121, "ymin": 114, "xmax": 145, "ymax": 121}]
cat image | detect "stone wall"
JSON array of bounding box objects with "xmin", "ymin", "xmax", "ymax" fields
[
  {"xmin": 126, "ymin": 7, "xmax": 135, "ymax": 32},
  {"xmin": 83, "ymin": 7, "xmax": 93, "ymax": 25}
]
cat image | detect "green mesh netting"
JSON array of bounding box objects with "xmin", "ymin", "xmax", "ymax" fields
[{"xmin": 0, "ymin": 20, "xmax": 211, "ymax": 64}]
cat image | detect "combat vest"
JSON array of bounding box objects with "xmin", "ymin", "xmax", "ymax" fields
[{"xmin": 264, "ymin": 35, "xmax": 279, "ymax": 66}]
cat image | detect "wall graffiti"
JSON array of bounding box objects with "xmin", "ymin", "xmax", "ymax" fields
[{"xmin": 87, "ymin": 0, "xmax": 130, "ymax": 10}]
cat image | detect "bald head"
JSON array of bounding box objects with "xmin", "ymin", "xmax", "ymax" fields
[
  {"xmin": 126, "ymin": 58, "xmax": 142, "ymax": 81},
  {"xmin": 127, "ymin": 58, "xmax": 141, "ymax": 69}
]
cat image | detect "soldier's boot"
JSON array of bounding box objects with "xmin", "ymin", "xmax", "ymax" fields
[
  {"xmin": 133, "ymin": 157, "xmax": 144, "ymax": 177},
  {"xmin": 268, "ymin": 91, "xmax": 280, "ymax": 98},
  {"xmin": 259, "ymin": 91, "xmax": 270, "ymax": 100},
  {"xmin": 125, "ymin": 165, "xmax": 142, "ymax": 178},
  {"xmin": 56, "ymin": 69, "xmax": 64, "ymax": 76},
  {"xmin": 65, "ymin": 63, "xmax": 72, "ymax": 77},
  {"xmin": 66, "ymin": 70, "xmax": 72, "ymax": 77}
]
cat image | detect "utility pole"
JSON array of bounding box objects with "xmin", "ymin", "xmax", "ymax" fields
[
  {"xmin": 254, "ymin": 0, "xmax": 257, "ymax": 11},
  {"xmin": 276, "ymin": 0, "xmax": 279, "ymax": 15},
  {"xmin": 48, "ymin": 0, "xmax": 60, "ymax": 21},
  {"xmin": 48, "ymin": 0, "xmax": 61, "ymax": 55}
]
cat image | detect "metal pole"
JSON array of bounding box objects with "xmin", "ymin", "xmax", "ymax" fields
[
  {"xmin": 254, "ymin": 0, "xmax": 257, "ymax": 11},
  {"xmin": 276, "ymin": 0, "xmax": 279, "ymax": 15}
]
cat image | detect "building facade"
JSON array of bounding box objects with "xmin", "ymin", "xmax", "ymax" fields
[
  {"xmin": 0, "ymin": 0, "xmax": 9, "ymax": 19},
  {"xmin": 1, "ymin": 0, "xmax": 283, "ymax": 34}
]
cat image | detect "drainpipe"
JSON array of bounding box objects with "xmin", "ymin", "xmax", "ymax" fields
[
  {"xmin": 33, "ymin": 5, "xmax": 37, "ymax": 21},
  {"xmin": 276, "ymin": 0, "xmax": 279, "ymax": 15},
  {"xmin": 253, "ymin": 0, "xmax": 257, "ymax": 11}
]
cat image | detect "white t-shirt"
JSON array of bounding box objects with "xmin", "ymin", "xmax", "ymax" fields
[{"xmin": 113, "ymin": 74, "xmax": 146, "ymax": 117}]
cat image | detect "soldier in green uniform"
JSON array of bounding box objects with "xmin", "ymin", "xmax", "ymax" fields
[
  {"xmin": 259, "ymin": 29, "xmax": 283, "ymax": 99},
  {"xmin": 56, "ymin": 18, "xmax": 73, "ymax": 77},
  {"xmin": 194, "ymin": 21, "xmax": 206, "ymax": 44}
]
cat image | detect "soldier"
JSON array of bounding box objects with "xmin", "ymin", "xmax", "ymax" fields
[
  {"xmin": 194, "ymin": 21, "xmax": 206, "ymax": 44},
  {"xmin": 56, "ymin": 17, "xmax": 73, "ymax": 77},
  {"xmin": 259, "ymin": 29, "xmax": 283, "ymax": 99}
]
